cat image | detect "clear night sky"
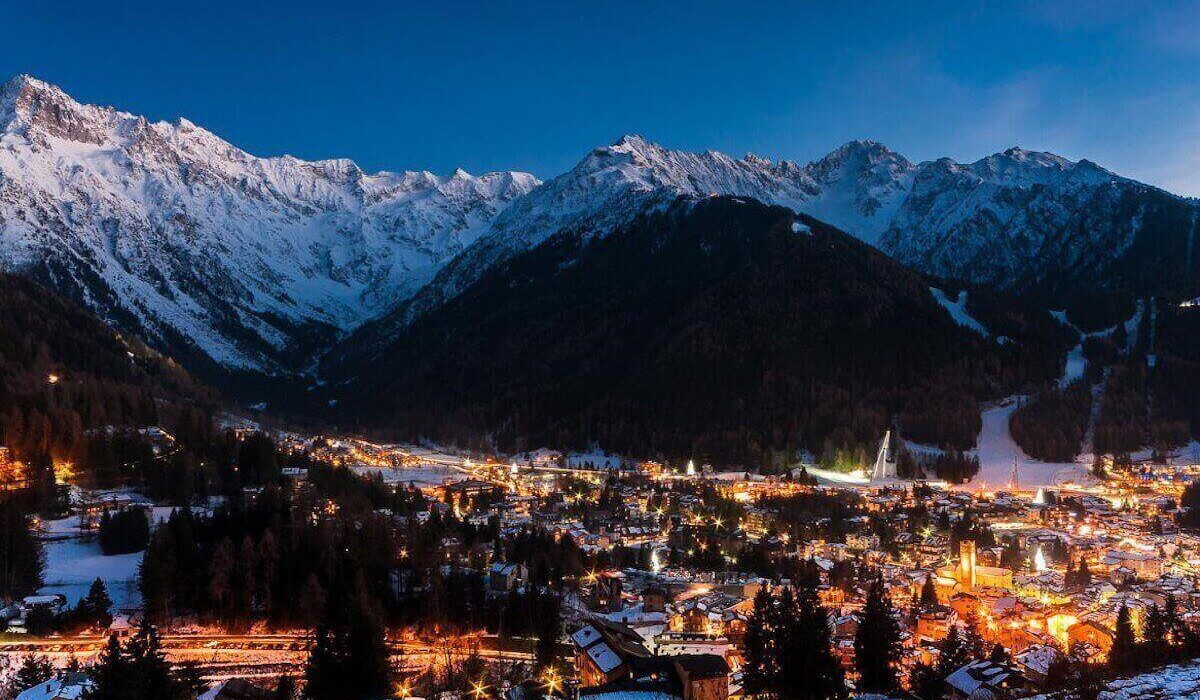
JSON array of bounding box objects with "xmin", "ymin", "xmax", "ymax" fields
[{"xmin": 3, "ymin": 1, "xmax": 1197, "ymax": 194}]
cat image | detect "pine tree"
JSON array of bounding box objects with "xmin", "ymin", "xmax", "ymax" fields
[
  {"xmin": 534, "ymin": 590, "xmax": 563, "ymax": 670},
  {"xmin": 1109, "ymin": 603, "xmax": 1137, "ymax": 673},
  {"xmin": 742, "ymin": 586, "xmax": 773, "ymax": 697},
  {"xmin": 303, "ymin": 579, "xmax": 393, "ymax": 700},
  {"xmin": 276, "ymin": 675, "xmax": 297, "ymax": 700},
  {"xmin": 0, "ymin": 500, "xmax": 45, "ymax": 599},
  {"xmin": 1143, "ymin": 603, "xmax": 1168, "ymax": 664},
  {"xmin": 913, "ymin": 624, "xmax": 975, "ymax": 700},
  {"xmin": 77, "ymin": 577, "xmax": 114, "ymax": 629},
  {"xmin": 781, "ymin": 579, "xmax": 846, "ymax": 700},
  {"xmin": 919, "ymin": 574, "xmax": 938, "ymax": 608},
  {"xmin": 853, "ymin": 579, "xmax": 901, "ymax": 693},
  {"xmin": 82, "ymin": 634, "xmax": 136, "ymax": 700},
  {"xmin": 126, "ymin": 621, "xmax": 188, "ymax": 700},
  {"xmin": 988, "ymin": 643, "xmax": 1011, "ymax": 664},
  {"xmin": 175, "ymin": 661, "xmax": 208, "ymax": 699},
  {"xmin": 14, "ymin": 653, "xmax": 55, "ymax": 691}
]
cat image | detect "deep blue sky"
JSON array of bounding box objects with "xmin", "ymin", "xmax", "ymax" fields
[{"xmin": 3, "ymin": 1, "xmax": 1198, "ymax": 194}]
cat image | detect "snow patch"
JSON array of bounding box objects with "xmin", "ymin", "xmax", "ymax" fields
[{"xmin": 929, "ymin": 287, "xmax": 990, "ymax": 337}]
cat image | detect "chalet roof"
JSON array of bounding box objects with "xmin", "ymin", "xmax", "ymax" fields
[{"xmin": 944, "ymin": 660, "xmax": 1022, "ymax": 697}]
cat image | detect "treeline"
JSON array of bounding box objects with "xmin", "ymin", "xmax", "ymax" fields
[
  {"xmin": 0, "ymin": 273, "xmax": 215, "ymax": 468},
  {"xmin": 138, "ymin": 463, "xmax": 577, "ymax": 638},
  {"xmin": 98, "ymin": 508, "xmax": 151, "ymax": 555},
  {"xmin": 0, "ymin": 499, "xmax": 44, "ymax": 601},
  {"xmin": 1153, "ymin": 304, "xmax": 1200, "ymax": 444},
  {"xmin": 139, "ymin": 486, "xmax": 399, "ymax": 626},
  {"xmin": 1010, "ymin": 381, "xmax": 1092, "ymax": 462},
  {"xmin": 1093, "ymin": 358, "xmax": 1151, "ymax": 456},
  {"xmin": 895, "ymin": 448, "xmax": 980, "ymax": 483}
]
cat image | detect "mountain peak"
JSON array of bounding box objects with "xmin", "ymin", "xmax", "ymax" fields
[
  {"xmin": 0, "ymin": 74, "xmax": 110, "ymax": 144},
  {"xmin": 813, "ymin": 139, "xmax": 909, "ymax": 168}
]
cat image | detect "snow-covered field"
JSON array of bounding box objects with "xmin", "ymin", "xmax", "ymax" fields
[
  {"xmin": 566, "ymin": 450, "xmax": 625, "ymax": 470},
  {"xmin": 40, "ymin": 537, "xmax": 142, "ymax": 610},
  {"xmin": 351, "ymin": 464, "xmax": 465, "ymax": 487}
]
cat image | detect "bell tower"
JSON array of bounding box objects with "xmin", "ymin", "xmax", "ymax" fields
[{"xmin": 958, "ymin": 539, "xmax": 977, "ymax": 591}]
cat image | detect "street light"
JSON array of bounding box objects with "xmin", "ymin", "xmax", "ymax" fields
[{"xmin": 543, "ymin": 669, "xmax": 561, "ymax": 695}]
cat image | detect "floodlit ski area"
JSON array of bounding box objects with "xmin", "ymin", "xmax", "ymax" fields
[{"xmin": 969, "ymin": 397, "xmax": 1093, "ymax": 491}]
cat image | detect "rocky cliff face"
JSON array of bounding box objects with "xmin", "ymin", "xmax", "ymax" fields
[{"xmin": 0, "ymin": 75, "xmax": 537, "ymax": 372}]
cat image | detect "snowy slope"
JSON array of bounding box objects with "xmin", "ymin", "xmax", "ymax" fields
[{"xmin": 0, "ymin": 75, "xmax": 538, "ymax": 371}]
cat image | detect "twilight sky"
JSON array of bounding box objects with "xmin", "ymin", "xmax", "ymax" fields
[{"xmin": 2, "ymin": 1, "xmax": 1198, "ymax": 194}]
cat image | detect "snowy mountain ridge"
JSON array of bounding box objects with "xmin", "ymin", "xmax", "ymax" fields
[
  {"xmin": 2, "ymin": 76, "xmax": 1195, "ymax": 375},
  {"xmin": 395, "ymin": 132, "xmax": 1193, "ymax": 338},
  {"xmin": 0, "ymin": 74, "xmax": 538, "ymax": 371}
]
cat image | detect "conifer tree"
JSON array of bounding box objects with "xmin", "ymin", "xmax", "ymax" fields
[
  {"xmin": 742, "ymin": 586, "xmax": 773, "ymax": 697},
  {"xmin": 783, "ymin": 577, "xmax": 846, "ymax": 700},
  {"xmin": 82, "ymin": 634, "xmax": 135, "ymax": 700},
  {"xmin": 77, "ymin": 577, "xmax": 114, "ymax": 629},
  {"xmin": 14, "ymin": 653, "xmax": 55, "ymax": 691},
  {"xmin": 1143, "ymin": 603, "xmax": 1168, "ymax": 664},
  {"xmin": 276, "ymin": 675, "xmax": 297, "ymax": 700},
  {"xmin": 303, "ymin": 579, "xmax": 393, "ymax": 700},
  {"xmin": 0, "ymin": 500, "xmax": 45, "ymax": 599},
  {"xmin": 534, "ymin": 589, "xmax": 563, "ymax": 670},
  {"xmin": 1109, "ymin": 603, "xmax": 1137, "ymax": 673},
  {"xmin": 853, "ymin": 579, "xmax": 901, "ymax": 693},
  {"xmin": 919, "ymin": 574, "xmax": 938, "ymax": 608}
]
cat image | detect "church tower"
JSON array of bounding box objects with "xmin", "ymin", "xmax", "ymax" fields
[{"xmin": 957, "ymin": 539, "xmax": 977, "ymax": 591}]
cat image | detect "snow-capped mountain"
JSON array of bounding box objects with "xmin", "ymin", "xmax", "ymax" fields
[
  {"xmin": 3, "ymin": 75, "xmax": 1195, "ymax": 376},
  {"xmin": 386, "ymin": 133, "xmax": 1196, "ymax": 341},
  {"xmin": 390, "ymin": 135, "xmax": 917, "ymax": 327},
  {"xmin": 0, "ymin": 75, "xmax": 538, "ymax": 372},
  {"xmin": 880, "ymin": 149, "xmax": 1199, "ymax": 291}
]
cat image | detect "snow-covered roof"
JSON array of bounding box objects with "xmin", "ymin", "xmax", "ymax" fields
[
  {"xmin": 572, "ymin": 624, "xmax": 603, "ymax": 648},
  {"xmin": 586, "ymin": 641, "xmax": 624, "ymax": 673},
  {"xmin": 15, "ymin": 675, "xmax": 92, "ymax": 700}
]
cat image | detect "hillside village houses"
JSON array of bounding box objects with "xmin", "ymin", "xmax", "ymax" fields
[{"xmin": 8, "ymin": 435, "xmax": 1200, "ymax": 700}]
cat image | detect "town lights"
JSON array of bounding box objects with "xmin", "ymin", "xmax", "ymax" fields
[
  {"xmin": 542, "ymin": 669, "xmax": 561, "ymax": 695},
  {"xmin": 471, "ymin": 680, "xmax": 488, "ymax": 699}
]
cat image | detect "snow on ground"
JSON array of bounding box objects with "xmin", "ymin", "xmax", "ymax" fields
[
  {"xmin": 567, "ymin": 450, "xmax": 624, "ymax": 470},
  {"xmin": 350, "ymin": 464, "xmax": 464, "ymax": 487},
  {"xmin": 929, "ymin": 288, "xmax": 990, "ymax": 337},
  {"xmin": 968, "ymin": 397, "xmax": 1091, "ymax": 490},
  {"xmin": 903, "ymin": 440, "xmax": 947, "ymax": 458},
  {"xmin": 1026, "ymin": 660, "xmax": 1200, "ymax": 700},
  {"xmin": 40, "ymin": 537, "xmax": 142, "ymax": 610},
  {"xmin": 1060, "ymin": 343, "xmax": 1087, "ymax": 388}
]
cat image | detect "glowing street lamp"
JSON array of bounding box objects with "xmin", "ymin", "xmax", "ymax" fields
[{"xmin": 543, "ymin": 669, "xmax": 561, "ymax": 695}]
